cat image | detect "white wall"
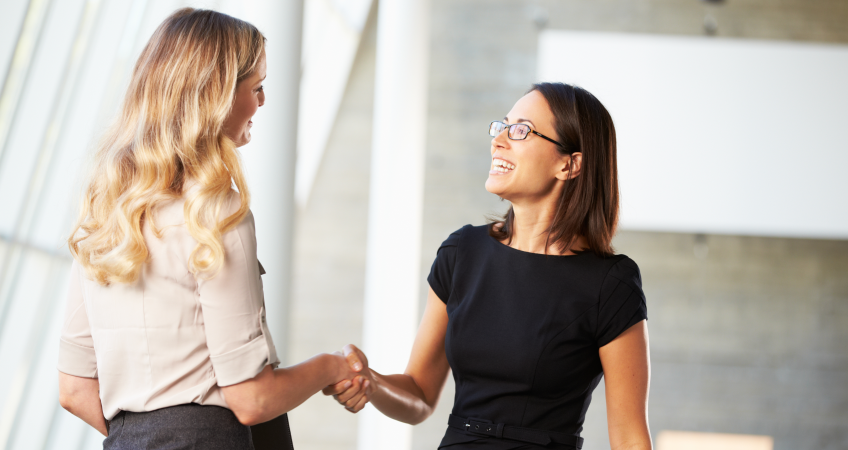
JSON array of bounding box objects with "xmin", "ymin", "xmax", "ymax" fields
[{"xmin": 538, "ymin": 31, "xmax": 848, "ymax": 240}]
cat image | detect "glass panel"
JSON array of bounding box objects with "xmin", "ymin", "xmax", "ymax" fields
[
  {"xmin": 8, "ymin": 258, "xmax": 71, "ymax": 450},
  {"xmin": 0, "ymin": 249, "xmax": 54, "ymax": 447}
]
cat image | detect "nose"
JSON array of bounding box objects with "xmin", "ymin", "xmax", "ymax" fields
[
  {"xmin": 491, "ymin": 126, "xmax": 509, "ymax": 150},
  {"xmin": 258, "ymin": 90, "xmax": 265, "ymax": 107}
]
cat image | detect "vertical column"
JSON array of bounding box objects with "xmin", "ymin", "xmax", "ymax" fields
[
  {"xmin": 359, "ymin": 0, "xmax": 430, "ymax": 449},
  {"xmin": 241, "ymin": 0, "xmax": 303, "ymax": 366}
]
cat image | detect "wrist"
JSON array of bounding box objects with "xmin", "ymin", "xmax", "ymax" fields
[
  {"xmin": 318, "ymin": 353, "xmax": 343, "ymax": 385},
  {"xmin": 367, "ymin": 369, "xmax": 382, "ymax": 393}
]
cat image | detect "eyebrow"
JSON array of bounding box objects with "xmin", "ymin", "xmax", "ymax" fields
[{"xmin": 504, "ymin": 116, "xmax": 535, "ymax": 128}]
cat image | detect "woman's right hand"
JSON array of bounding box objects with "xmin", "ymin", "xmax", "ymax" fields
[
  {"xmin": 322, "ymin": 288, "xmax": 452, "ymax": 424},
  {"xmin": 324, "ymin": 344, "xmax": 373, "ymax": 413}
]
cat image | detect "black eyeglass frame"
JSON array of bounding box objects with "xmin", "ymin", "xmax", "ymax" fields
[{"xmin": 489, "ymin": 120, "xmax": 565, "ymax": 148}]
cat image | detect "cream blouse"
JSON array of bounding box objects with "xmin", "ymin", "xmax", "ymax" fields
[{"xmin": 58, "ymin": 191, "xmax": 279, "ymax": 420}]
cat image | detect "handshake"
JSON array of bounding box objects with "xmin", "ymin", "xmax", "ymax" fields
[{"xmin": 322, "ymin": 344, "xmax": 374, "ymax": 413}]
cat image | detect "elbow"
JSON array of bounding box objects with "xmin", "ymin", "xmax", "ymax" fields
[
  {"xmin": 228, "ymin": 395, "xmax": 272, "ymax": 426},
  {"xmin": 59, "ymin": 392, "xmax": 77, "ymax": 414},
  {"xmin": 232, "ymin": 409, "xmax": 263, "ymax": 427},
  {"xmin": 394, "ymin": 402, "xmax": 436, "ymax": 426},
  {"xmin": 408, "ymin": 407, "xmax": 435, "ymax": 426}
]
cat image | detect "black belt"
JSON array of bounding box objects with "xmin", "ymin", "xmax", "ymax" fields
[{"xmin": 448, "ymin": 414, "xmax": 584, "ymax": 448}]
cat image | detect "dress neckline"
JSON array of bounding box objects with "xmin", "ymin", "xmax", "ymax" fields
[{"xmin": 487, "ymin": 234, "xmax": 591, "ymax": 258}]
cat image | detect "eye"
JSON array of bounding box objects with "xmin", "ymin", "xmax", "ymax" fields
[{"xmin": 256, "ymin": 85, "xmax": 264, "ymax": 93}]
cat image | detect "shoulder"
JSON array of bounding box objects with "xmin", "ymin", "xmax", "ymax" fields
[
  {"xmin": 206, "ymin": 188, "xmax": 253, "ymax": 231},
  {"xmin": 221, "ymin": 189, "xmax": 247, "ymax": 218},
  {"xmin": 602, "ymin": 254, "xmax": 643, "ymax": 291},
  {"xmin": 437, "ymin": 224, "xmax": 491, "ymax": 248}
]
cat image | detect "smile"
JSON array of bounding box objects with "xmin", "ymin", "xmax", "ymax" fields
[{"xmin": 490, "ymin": 157, "xmax": 515, "ymax": 174}]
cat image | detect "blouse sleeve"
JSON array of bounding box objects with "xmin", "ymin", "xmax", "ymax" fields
[
  {"xmin": 427, "ymin": 226, "xmax": 466, "ymax": 304},
  {"xmin": 197, "ymin": 210, "xmax": 280, "ymax": 387},
  {"xmin": 58, "ymin": 260, "xmax": 98, "ymax": 378},
  {"xmin": 596, "ymin": 256, "xmax": 648, "ymax": 347}
]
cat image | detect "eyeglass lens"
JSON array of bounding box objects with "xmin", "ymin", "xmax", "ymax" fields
[{"xmin": 489, "ymin": 121, "xmax": 531, "ymax": 140}]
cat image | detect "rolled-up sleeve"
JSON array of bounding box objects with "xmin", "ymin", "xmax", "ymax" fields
[
  {"xmin": 197, "ymin": 210, "xmax": 279, "ymax": 387},
  {"xmin": 58, "ymin": 260, "xmax": 98, "ymax": 378}
]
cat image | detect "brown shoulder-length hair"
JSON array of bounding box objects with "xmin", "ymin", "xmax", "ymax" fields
[{"xmin": 489, "ymin": 82, "xmax": 619, "ymax": 257}]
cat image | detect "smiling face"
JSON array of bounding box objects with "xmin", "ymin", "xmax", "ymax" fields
[
  {"xmin": 485, "ymin": 90, "xmax": 574, "ymax": 204},
  {"xmin": 223, "ymin": 51, "xmax": 266, "ymax": 147}
]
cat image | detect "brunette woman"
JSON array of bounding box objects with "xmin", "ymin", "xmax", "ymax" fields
[
  {"xmin": 57, "ymin": 9, "xmax": 357, "ymax": 449},
  {"xmin": 327, "ymin": 83, "xmax": 651, "ymax": 450}
]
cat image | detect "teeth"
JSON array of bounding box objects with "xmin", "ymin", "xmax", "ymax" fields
[{"xmin": 492, "ymin": 158, "xmax": 515, "ymax": 171}]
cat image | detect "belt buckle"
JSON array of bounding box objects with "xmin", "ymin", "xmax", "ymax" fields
[{"xmin": 464, "ymin": 417, "xmax": 496, "ymax": 438}]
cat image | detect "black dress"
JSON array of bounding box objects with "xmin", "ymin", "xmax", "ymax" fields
[{"xmin": 428, "ymin": 225, "xmax": 647, "ymax": 449}]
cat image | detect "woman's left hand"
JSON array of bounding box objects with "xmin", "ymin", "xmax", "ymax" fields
[{"xmin": 323, "ymin": 344, "xmax": 373, "ymax": 413}]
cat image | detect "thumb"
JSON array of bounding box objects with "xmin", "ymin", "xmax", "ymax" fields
[{"xmin": 344, "ymin": 344, "xmax": 363, "ymax": 372}]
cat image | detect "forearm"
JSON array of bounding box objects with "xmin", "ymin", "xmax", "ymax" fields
[
  {"xmin": 224, "ymin": 353, "xmax": 342, "ymax": 425},
  {"xmin": 266, "ymin": 354, "xmax": 343, "ymax": 413},
  {"xmin": 369, "ymin": 371, "xmax": 437, "ymax": 425},
  {"xmin": 613, "ymin": 439, "xmax": 652, "ymax": 450},
  {"xmin": 64, "ymin": 397, "xmax": 109, "ymax": 436},
  {"xmin": 58, "ymin": 372, "xmax": 108, "ymax": 436}
]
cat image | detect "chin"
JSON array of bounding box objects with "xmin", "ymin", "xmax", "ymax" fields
[
  {"xmin": 485, "ymin": 177, "xmax": 506, "ymax": 196},
  {"xmin": 235, "ymin": 135, "xmax": 250, "ymax": 147}
]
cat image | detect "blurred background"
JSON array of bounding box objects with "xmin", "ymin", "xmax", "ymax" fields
[{"xmin": 0, "ymin": 0, "xmax": 846, "ymax": 449}]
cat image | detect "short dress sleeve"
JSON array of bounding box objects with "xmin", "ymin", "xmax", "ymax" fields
[
  {"xmin": 196, "ymin": 210, "xmax": 280, "ymax": 387},
  {"xmin": 596, "ymin": 256, "xmax": 648, "ymax": 347},
  {"xmin": 427, "ymin": 226, "xmax": 467, "ymax": 304},
  {"xmin": 58, "ymin": 260, "xmax": 98, "ymax": 378}
]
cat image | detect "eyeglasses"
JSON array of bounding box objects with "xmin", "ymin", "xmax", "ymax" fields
[{"xmin": 488, "ymin": 121, "xmax": 564, "ymax": 148}]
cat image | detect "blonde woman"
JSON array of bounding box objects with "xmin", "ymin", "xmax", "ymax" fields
[{"xmin": 57, "ymin": 9, "xmax": 358, "ymax": 449}]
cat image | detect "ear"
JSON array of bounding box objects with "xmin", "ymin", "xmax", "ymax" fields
[{"xmin": 554, "ymin": 152, "xmax": 582, "ymax": 181}]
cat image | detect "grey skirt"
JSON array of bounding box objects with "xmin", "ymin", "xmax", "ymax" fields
[{"xmin": 104, "ymin": 404, "xmax": 253, "ymax": 450}]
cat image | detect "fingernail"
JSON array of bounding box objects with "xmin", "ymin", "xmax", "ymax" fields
[
  {"xmin": 364, "ymin": 380, "xmax": 370, "ymax": 389},
  {"xmin": 353, "ymin": 363, "xmax": 362, "ymax": 371},
  {"xmin": 344, "ymin": 381, "xmax": 352, "ymax": 389}
]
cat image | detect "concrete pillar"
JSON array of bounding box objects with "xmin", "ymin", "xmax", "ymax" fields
[
  {"xmin": 359, "ymin": 0, "xmax": 430, "ymax": 449},
  {"xmin": 240, "ymin": 0, "xmax": 303, "ymax": 366}
]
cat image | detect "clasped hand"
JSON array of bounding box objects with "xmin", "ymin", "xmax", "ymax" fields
[{"xmin": 324, "ymin": 344, "xmax": 372, "ymax": 413}]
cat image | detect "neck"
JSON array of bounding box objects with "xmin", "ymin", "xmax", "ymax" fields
[{"xmin": 507, "ymin": 198, "xmax": 585, "ymax": 256}]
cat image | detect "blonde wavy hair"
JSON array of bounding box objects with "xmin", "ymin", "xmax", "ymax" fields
[{"xmin": 69, "ymin": 8, "xmax": 265, "ymax": 285}]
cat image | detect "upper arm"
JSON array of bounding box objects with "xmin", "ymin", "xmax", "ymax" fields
[
  {"xmin": 403, "ymin": 287, "xmax": 451, "ymax": 408},
  {"xmin": 599, "ymin": 320, "xmax": 652, "ymax": 449},
  {"xmin": 197, "ymin": 211, "xmax": 279, "ymax": 387},
  {"xmin": 58, "ymin": 260, "xmax": 97, "ymax": 378}
]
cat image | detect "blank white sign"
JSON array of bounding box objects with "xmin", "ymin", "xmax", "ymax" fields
[{"xmin": 538, "ymin": 31, "xmax": 848, "ymax": 239}]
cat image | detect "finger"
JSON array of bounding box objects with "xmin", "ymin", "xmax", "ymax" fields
[
  {"xmin": 336, "ymin": 376, "xmax": 362, "ymax": 404},
  {"xmin": 345, "ymin": 344, "xmax": 369, "ymax": 368},
  {"xmin": 353, "ymin": 347, "xmax": 369, "ymax": 367},
  {"xmin": 344, "ymin": 389, "xmax": 366, "ymax": 411},
  {"xmin": 322, "ymin": 379, "xmax": 352, "ymax": 396},
  {"xmin": 332, "ymin": 379, "xmax": 364, "ymax": 402},
  {"xmin": 348, "ymin": 391, "xmax": 370, "ymax": 413},
  {"xmin": 344, "ymin": 344, "xmax": 363, "ymax": 372}
]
